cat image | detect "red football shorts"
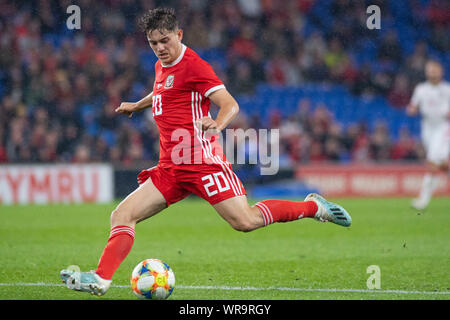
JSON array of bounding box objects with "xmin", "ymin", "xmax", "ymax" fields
[{"xmin": 137, "ymin": 162, "xmax": 247, "ymax": 206}]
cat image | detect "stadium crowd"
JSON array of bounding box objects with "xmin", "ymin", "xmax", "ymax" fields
[{"xmin": 0, "ymin": 0, "xmax": 448, "ymax": 166}]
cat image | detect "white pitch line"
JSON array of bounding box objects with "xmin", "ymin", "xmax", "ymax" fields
[
  {"xmin": 0, "ymin": 282, "xmax": 449, "ymax": 296},
  {"xmin": 176, "ymin": 285, "xmax": 450, "ymax": 295}
]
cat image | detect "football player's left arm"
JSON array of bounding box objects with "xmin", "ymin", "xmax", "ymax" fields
[{"xmin": 197, "ymin": 88, "xmax": 239, "ymax": 132}]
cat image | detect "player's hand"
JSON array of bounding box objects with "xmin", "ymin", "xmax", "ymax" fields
[
  {"xmin": 196, "ymin": 116, "xmax": 221, "ymax": 133},
  {"xmin": 115, "ymin": 102, "xmax": 138, "ymax": 118},
  {"xmin": 406, "ymin": 104, "xmax": 418, "ymax": 116}
]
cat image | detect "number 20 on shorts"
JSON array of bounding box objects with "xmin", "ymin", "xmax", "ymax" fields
[{"xmin": 202, "ymin": 172, "xmax": 231, "ymax": 197}]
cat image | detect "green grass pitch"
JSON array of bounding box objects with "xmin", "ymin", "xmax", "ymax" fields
[{"xmin": 0, "ymin": 197, "xmax": 449, "ymax": 300}]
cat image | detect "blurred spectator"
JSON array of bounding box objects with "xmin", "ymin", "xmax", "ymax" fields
[
  {"xmin": 426, "ymin": 0, "xmax": 450, "ymax": 27},
  {"xmin": 230, "ymin": 23, "xmax": 258, "ymax": 60},
  {"xmin": 387, "ymin": 74, "xmax": 411, "ymax": 108},
  {"xmin": 228, "ymin": 61, "xmax": 255, "ymax": 94},
  {"xmin": 404, "ymin": 41, "xmax": 428, "ymax": 85},
  {"xmin": 73, "ymin": 144, "xmax": 91, "ymax": 163},
  {"xmin": 237, "ymin": 0, "xmax": 262, "ymax": 17},
  {"xmin": 377, "ymin": 30, "xmax": 403, "ymax": 64},
  {"xmin": 348, "ymin": 123, "xmax": 371, "ymax": 162},
  {"xmin": 429, "ymin": 25, "xmax": 450, "ymax": 53},
  {"xmin": 369, "ymin": 122, "xmax": 392, "ymax": 161},
  {"xmin": 324, "ymin": 38, "xmax": 348, "ymax": 79},
  {"xmin": 390, "ymin": 127, "xmax": 419, "ymax": 160},
  {"xmin": 351, "ymin": 63, "xmax": 375, "ymax": 96}
]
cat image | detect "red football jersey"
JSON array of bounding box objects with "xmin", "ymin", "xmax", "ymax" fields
[{"xmin": 151, "ymin": 44, "xmax": 227, "ymax": 167}]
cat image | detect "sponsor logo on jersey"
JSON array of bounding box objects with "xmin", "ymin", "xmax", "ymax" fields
[{"xmin": 165, "ymin": 75, "xmax": 175, "ymax": 89}]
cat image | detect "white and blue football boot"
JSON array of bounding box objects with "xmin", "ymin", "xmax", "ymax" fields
[
  {"xmin": 305, "ymin": 193, "xmax": 352, "ymax": 227},
  {"xmin": 60, "ymin": 269, "xmax": 111, "ymax": 296}
]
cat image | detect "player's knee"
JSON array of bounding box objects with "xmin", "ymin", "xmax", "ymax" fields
[
  {"xmin": 110, "ymin": 209, "xmax": 122, "ymax": 226},
  {"xmin": 110, "ymin": 208, "xmax": 135, "ymax": 227}
]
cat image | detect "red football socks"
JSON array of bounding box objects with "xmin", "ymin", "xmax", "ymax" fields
[
  {"xmin": 96, "ymin": 225, "xmax": 135, "ymax": 280},
  {"xmin": 94, "ymin": 201, "xmax": 317, "ymax": 278},
  {"xmin": 254, "ymin": 199, "xmax": 318, "ymax": 226}
]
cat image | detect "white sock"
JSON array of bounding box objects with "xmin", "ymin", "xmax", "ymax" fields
[{"xmin": 417, "ymin": 173, "xmax": 438, "ymax": 206}]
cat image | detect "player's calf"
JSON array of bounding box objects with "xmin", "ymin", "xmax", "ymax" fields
[
  {"xmin": 228, "ymin": 212, "xmax": 262, "ymax": 233},
  {"xmin": 254, "ymin": 199, "xmax": 318, "ymax": 226},
  {"xmin": 253, "ymin": 195, "xmax": 351, "ymax": 227}
]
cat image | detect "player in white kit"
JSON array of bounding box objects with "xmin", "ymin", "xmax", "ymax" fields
[{"xmin": 407, "ymin": 60, "xmax": 450, "ymax": 210}]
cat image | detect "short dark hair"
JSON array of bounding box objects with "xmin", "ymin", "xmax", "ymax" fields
[{"xmin": 138, "ymin": 7, "xmax": 179, "ymax": 35}]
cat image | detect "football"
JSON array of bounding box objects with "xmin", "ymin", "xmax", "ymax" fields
[{"xmin": 130, "ymin": 259, "xmax": 175, "ymax": 299}]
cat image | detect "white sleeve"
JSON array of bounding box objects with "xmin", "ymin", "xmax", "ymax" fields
[{"xmin": 447, "ymin": 84, "xmax": 450, "ymax": 112}]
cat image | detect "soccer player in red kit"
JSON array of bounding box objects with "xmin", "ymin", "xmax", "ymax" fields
[{"xmin": 60, "ymin": 8, "xmax": 352, "ymax": 296}]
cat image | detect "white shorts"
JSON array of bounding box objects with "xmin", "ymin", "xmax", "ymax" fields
[{"xmin": 421, "ymin": 122, "xmax": 450, "ymax": 164}]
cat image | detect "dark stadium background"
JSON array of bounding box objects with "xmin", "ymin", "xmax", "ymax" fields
[{"xmin": 0, "ymin": 0, "xmax": 449, "ymax": 199}]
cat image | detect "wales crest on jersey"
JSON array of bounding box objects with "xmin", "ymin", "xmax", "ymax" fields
[{"xmin": 165, "ymin": 75, "xmax": 175, "ymax": 89}]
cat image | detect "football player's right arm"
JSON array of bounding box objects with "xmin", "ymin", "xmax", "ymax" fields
[
  {"xmin": 115, "ymin": 92, "xmax": 153, "ymax": 118},
  {"xmin": 406, "ymin": 86, "xmax": 420, "ymax": 116}
]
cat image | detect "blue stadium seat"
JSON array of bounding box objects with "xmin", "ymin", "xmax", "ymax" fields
[
  {"xmin": 250, "ymin": 181, "xmax": 320, "ymax": 199},
  {"xmin": 139, "ymin": 50, "xmax": 158, "ymax": 72},
  {"xmin": 247, "ymin": 83, "xmax": 420, "ymax": 138},
  {"xmin": 100, "ymin": 130, "xmax": 117, "ymax": 148},
  {"xmin": 196, "ymin": 48, "xmax": 228, "ymax": 69}
]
